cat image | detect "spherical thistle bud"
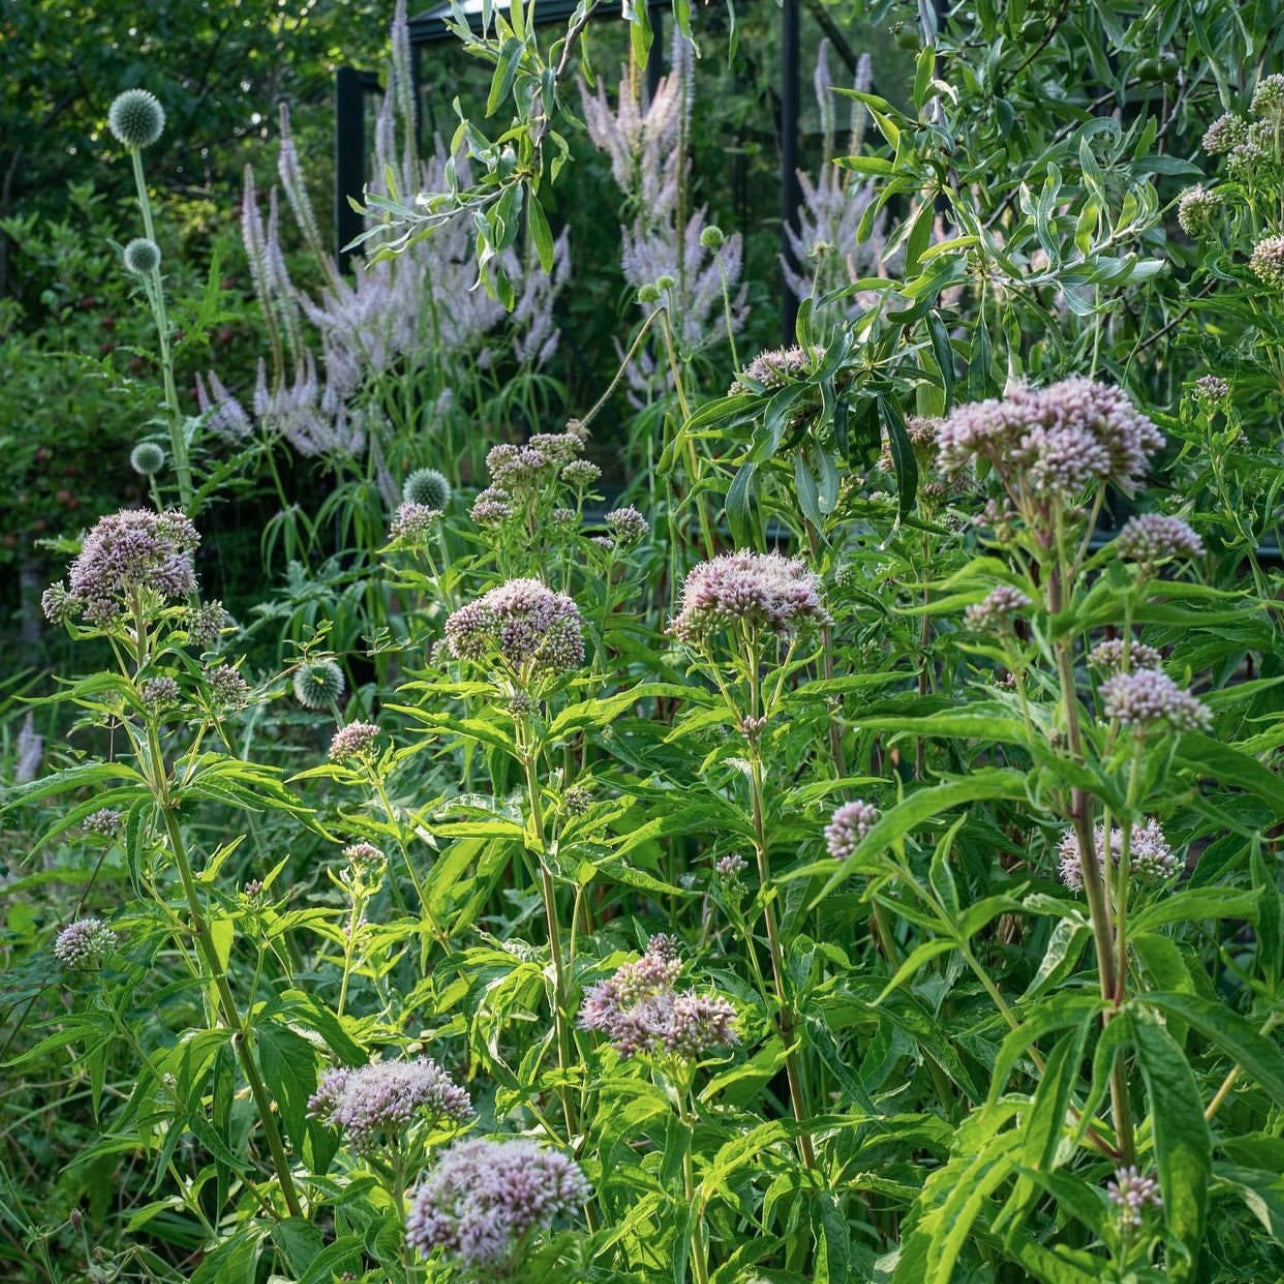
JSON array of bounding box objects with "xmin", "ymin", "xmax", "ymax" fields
[
  {"xmin": 129, "ymin": 441, "xmax": 166, "ymax": 476},
  {"xmin": 825, "ymin": 800, "xmax": 881, "ymax": 859},
  {"xmin": 329, "ymin": 721, "xmax": 379, "ymax": 762},
  {"xmin": 963, "ymin": 584, "xmax": 1032, "ymax": 632},
  {"xmin": 293, "ymin": 659, "xmax": 345, "ymax": 710},
  {"xmin": 122, "ymin": 237, "xmax": 162, "ymax": 276},
  {"xmin": 108, "ymin": 88, "xmax": 165, "ymax": 149},
  {"xmin": 699, "ymin": 224, "xmax": 725, "ymax": 250},
  {"xmin": 1113, "ymin": 513, "xmax": 1205, "ymax": 570},
  {"xmin": 403, "ymin": 467, "xmax": 451, "ymax": 511},
  {"xmin": 53, "ymin": 917, "xmax": 116, "ymax": 968},
  {"xmin": 1250, "ymin": 235, "xmax": 1284, "ymax": 285},
  {"xmin": 656, "ymin": 273, "xmax": 677, "ymax": 291},
  {"xmin": 1202, "ymin": 111, "xmax": 1248, "ymax": 156},
  {"xmin": 1252, "ymin": 73, "xmax": 1284, "ymax": 121},
  {"xmin": 637, "ymin": 283, "xmax": 661, "ymax": 304},
  {"xmin": 1176, "ymin": 186, "xmax": 1221, "ymax": 238}
]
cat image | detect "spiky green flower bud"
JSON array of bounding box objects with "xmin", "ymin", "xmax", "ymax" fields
[
  {"xmin": 293, "ymin": 659, "xmax": 345, "ymax": 709},
  {"xmin": 129, "ymin": 441, "xmax": 166, "ymax": 476},
  {"xmin": 403, "ymin": 467, "xmax": 451, "ymax": 510},
  {"xmin": 108, "ymin": 89, "xmax": 165, "ymax": 149},
  {"xmin": 123, "ymin": 237, "xmax": 161, "ymax": 275}
]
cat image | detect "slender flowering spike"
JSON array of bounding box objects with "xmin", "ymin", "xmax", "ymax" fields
[
  {"xmin": 1107, "ymin": 1166, "xmax": 1163, "ymax": 1229},
  {"xmin": 53, "ymin": 918, "xmax": 116, "ymax": 968},
  {"xmin": 329, "ymin": 721, "xmax": 379, "ymax": 762},
  {"xmin": 294, "ymin": 660, "xmax": 345, "ymax": 709},
  {"xmin": 108, "ymin": 88, "xmax": 165, "ymax": 148},
  {"xmin": 444, "ymin": 579, "xmax": 585, "ymax": 681},
  {"xmin": 963, "ymin": 585, "xmax": 1032, "ymax": 631},
  {"xmin": 938, "ymin": 378, "xmax": 1164, "ymax": 500},
  {"xmin": 14, "ymin": 712, "xmax": 43, "ymax": 784},
  {"xmin": 307, "ymin": 1058, "xmax": 472, "ymax": 1152},
  {"xmin": 1250, "ymin": 236, "xmax": 1284, "ymax": 285},
  {"xmin": 825, "ymin": 800, "xmax": 881, "ymax": 859},
  {"xmin": 406, "ymin": 1137, "xmax": 590, "ymax": 1272},
  {"xmin": 49, "ymin": 509, "xmax": 199, "ymax": 625},
  {"xmin": 1113, "ymin": 513, "xmax": 1204, "ymax": 569},
  {"xmin": 1100, "ymin": 668, "xmax": 1213, "ymax": 733},
  {"xmin": 670, "ymin": 550, "xmax": 829, "ymax": 643},
  {"xmin": 1088, "ymin": 637, "xmax": 1164, "ymax": 673},
  {"xmin": 403, "ymin": 467, "xmax": 451, "ymax": 510}
]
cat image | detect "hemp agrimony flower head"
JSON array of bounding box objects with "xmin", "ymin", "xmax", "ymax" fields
[
  {"xmin": 185, "ymin": 600, "xmax": 230, "ymax": 651},
  {"xmin": 562, "ymin": 785, "xmax": 593, "ymax": 816},
  {"xmin": 1202, "ymin": 112, "xmax": 1248, "ymax": 155},
  {"xmin": 444, "ymin": 579, "xmax": 585, "ymax": 685},
  {"xmin": 1250, "ymin": 235, "xmax": 1284, "ymax": 286},
  {"xmin": 1252, "ymin": 73, "xmax": 1284, "ymax": 121},
  {"xmin": 715, "ymin": 851, "xmax": 749, "ymax": 880},
  {"xmin": 1100, "ymin": 668, "xmax": 1213, "ymax": 733},
  {"xmin": 1113, "ymin": 513, "xmax": 1204, "ymax": 572},
  {"xmin": 405, "ymin": 1137, "xmax": 590, "ymax": 1273},
  {"xmin": 389, "ymin": 501, "xmax": 442, "ymax": 544},
  {"xmin": 307, "ymin": 1058, "xmax": 473, "ymax": 1153},
  {"xmin": 205, "ymin": 664, "xmax": 251, "ymax": 711},
  {"xmin": 578, "ymin": 935, "xmax": 738, "ymax": 1062},
  {"xmin": 139, "ymin": 675, "xmax": 180, "ymax": 711},
  {"xmin": 728, "ymin": 344, "xmax": 823, "ymax": 393},
  {"xmin": 603, "ymin": 505, "xmax": 648, "ymax": 548},
  {"xmin": 329, "ymin": 721, "xmax": 379, "ymax": 762},
  {"xmin": 1107, "ymin": 1166, "xmax": 1163, "ymax": 1230},
  {"xmin": 938, "ymin": 378, "xmax": 1164, "ymax": 504},
  {"xmin": 1088, "ymin": 637, "xmax": 1163, "ymax": 674},
  {"xmin": 669, "ymin": 550, "xmax": 829, "ymax": 644},
  {"xmin": 825, "ymin": 800, "xmax": 881, "ymax": 859},
  {"xmin": 471, "ymin": 487, "xmax": 514, "ymax": 527},
  {"xmin": 1194, "ymin": 374, "xmax": 1230, "ymax": 407},
  {"xmin": 1228, "ymin": 134, "xmax": 1271, "ymax": 182},
  {"xmin": 129, "ymin": 441, "xmax": 165, "ymax": 476},
  {"xmin": 963, "ymin": 585, "xmax": 1032, "ymax": 632},
  {"xmin": 122, "ymin": 237, "xmax": 162, "ymax": 276},
  {"xmin": 1058, "ymin": 820, "xmax": 1177, "ymax": 890},
  {"xmin": 83, "ymin": 808, "xmax": 123, "ymax": 838},
  {"xmin": 403, "ymin": 467, "xmax": 451, "ymax": 511},
  {"xmin": 108, "ymin": 88, "xmax": 165, "ymax": 149},
  {"xmin": 561, "ymin": 458, "xmax": 601, "ymax": 489},
  {"xmin": 44, "ymin": 509, "xmax": 198, "ymax": 626},
  {"xmin": 293, "ymin": 659, "xmax": 345, "ymax": 710},
  {"xmin": 1176, "ymin": 186, "xmax": 1221, "ymax": 238},
  {"xmin": 53, "ymin": 918, "xmax": 116, "ymax": 968}
]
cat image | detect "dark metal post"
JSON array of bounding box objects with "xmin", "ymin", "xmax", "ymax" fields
[
  {"xmin": 334, "ymin": 67, "xmax": 368, "ymax": 270},
  {"xmin": 780, "ymin": 0, "xmax": 801, "ymax": 343}
]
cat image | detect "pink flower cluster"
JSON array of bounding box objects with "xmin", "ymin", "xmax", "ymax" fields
[
  {"xmin": 444, "ymin": 579, "xmax": 585, "ymax": 680},
  {"xmin": 670, "ymin": 550, "xmax": 828, "ymax": 643}
]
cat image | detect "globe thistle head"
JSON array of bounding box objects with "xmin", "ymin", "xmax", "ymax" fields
[
  {"xmin": 108, "ymin": 88, "xmax": 165, "ymax": 149},
  {"xmin": 1100, "ymin": 668, "xmax": 1212, "ymax": 733},
  {"xmin": 406, "ymin": 1137, "xmax": 590, "ymax": 1272},
  {"xmin": 825, "ymin": 800, "xmax": 881, "ymax": 860},
  {"xmin": 53, "ymin": 918, "xmax": 116, "ymax": 968},
  {"xmin": 129, "ymin": 441, "xmax": 165, "ymax": 476},
  {"xmin": 1113, "ymin": 513, "xmax": 1204, "ymax": 571},
  {"xmin": 963, "ymin": 585, "xmax": 1032, "ymax": 632},
  {"xmin": 1176, "ymin": 186, "xmax": 1221, "ymax": 238},
  {"xmin": 329, "ymin": 721, "xmax": 379, "ymax": 762},
  {"xmin": 122, "ymin": 237, "xmax": 162, "ymax": 276},
  {"xmin": 1251, "ymin": 235, "xmax": 1284, "ymax": 285},
  {"xmin": 444, "ymin": 579, "xmax": 585, "ymax": 683},
  {"xmin": 669, "ymin": 550, "xmax": 829, "ymax": 644},
  {"xmin": 403, "ymin": 467, "xmax": 451, "ymax": 511},
  {"xmin": 1202, "ymin": 112, "xmax": 1248, "ymax": 155},
  {"xmin": 293, "ymin": 660, "xmax": 345, "ymax": 710},
  {"xmin": 308, "ymin": 1058, "xmax": 473, "ymax": 1153}
]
